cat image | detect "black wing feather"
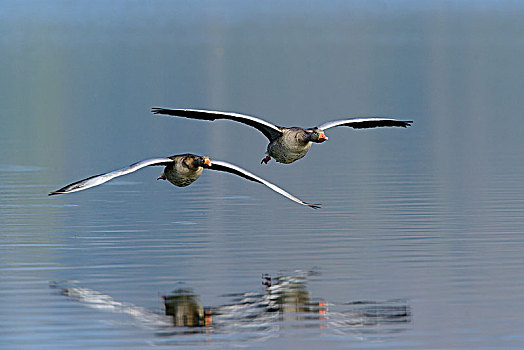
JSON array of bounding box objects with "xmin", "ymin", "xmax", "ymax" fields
[
  {"xmin": 152, "ymin": 108, "xmax": 283, "ymax": 141},
  {"xmin": 317, "ymin": 118, "xmax": 412, "ymax": 130}
]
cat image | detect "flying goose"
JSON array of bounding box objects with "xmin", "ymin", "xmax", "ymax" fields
[
  {"xmin": 49, "ymin": 153, "xmax": 320, "ymax": 209},
  {"xmin": 152, "ymin": 108, "xmax": 412, "ymax": 164}
]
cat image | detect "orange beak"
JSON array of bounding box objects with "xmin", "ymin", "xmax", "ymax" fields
[
  {"xmin": 204, "ymin": 158, "xmax": 212, "ymax": 166},
  {"xmin": 318, "ymin": 131, "xmax": 328, "ymax": 141}
]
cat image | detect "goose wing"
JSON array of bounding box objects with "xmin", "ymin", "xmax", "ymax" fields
[
  {"xmin": 49, "ymin": 158, "xmax": 174, "ymax": 195},
  {"xmin": 205, "ymin": 160, "xmax": 320, "ymax": 209},
  {"xmin": 152, "ymin": 108, "xmax": 283, "ymax": 141},
  {"xmin": 317, "ymin": 118, "xmax": 412, "ymax": 130}
]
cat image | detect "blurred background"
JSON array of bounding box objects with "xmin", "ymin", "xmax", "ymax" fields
[{"xmin": 1, "ymin": 1, "xmax": 524, "ymax": 348}]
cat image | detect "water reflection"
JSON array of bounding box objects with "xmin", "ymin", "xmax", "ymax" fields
[
  {"xmin": 51, "ymin": 271, "xmax": 411, "ymax": 345},
  {"xmin": 164, "ymin": 287, "xmax": 208, "ymax": 327}
]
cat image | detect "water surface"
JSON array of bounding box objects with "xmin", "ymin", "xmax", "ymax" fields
[{"xmin": 2, "ymin": 1, "xmax": 524, "ymax": 348}]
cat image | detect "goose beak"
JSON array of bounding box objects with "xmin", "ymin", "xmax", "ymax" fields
[
  {"xmin": 318, "ymin": 131, "xmax": 328, "ymax": 142},
  {"xmin": 203, "ymin": 157, "xmax": 212, "ymax": 166}
]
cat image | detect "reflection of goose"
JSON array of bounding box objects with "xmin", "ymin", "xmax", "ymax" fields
[
  {"xmin": 48, "ymin": 153, "xmax": 319, "ymax": 208},
  {"xmin": 152, "ymin": 108, "xmax": 412, "ymax": 164},
  {"xmin": 52, "ymin": 272, "xmax": 411, "ymax": 345},
  {"xmin": 163, "ymin": 288, "xmax": 207, "ymax": 327}
]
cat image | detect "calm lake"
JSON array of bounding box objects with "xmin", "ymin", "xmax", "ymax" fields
[{"xmin": 2, "ymin": 1, "xmax": 524, "ymax": 348}]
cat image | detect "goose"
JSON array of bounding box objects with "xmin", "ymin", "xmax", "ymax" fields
[
  {"xmin": 49, "ymin": 153, "xmax": 320, "ymax": 209},
  {"xmin": 152, "ymin": 108, "xmax": 412, "ymax": 164}
]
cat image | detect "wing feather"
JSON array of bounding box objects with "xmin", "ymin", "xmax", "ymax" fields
[
  {"xmin": 49, "ymin": 158, "xmax": 173, "ymax": 195},
  {"xmin": 152, "ymin": 108, "xmax": 283, "ymax": 141},
  {"xmin": 206, "ymin": 160, "xmax": 320, "ymax": 209},
  {"xmin": 317, "ymin": 118, "xmax": 412, "ymax": 130}
]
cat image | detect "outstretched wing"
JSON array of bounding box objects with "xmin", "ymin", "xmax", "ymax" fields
[
  {"xmin": 152, "ymin": 108, "xmax": 283, "ymax": 141},
  {"xmin": 49, "ymin": 158, "xmax": 174, "ymax": 195},
  {"xmin": 317, "ymin": 118, "xmax": 412, "ymax": 130},
  {"xmin": 205, "ymin": 160, "xmax": 320, "ymax": 209}
]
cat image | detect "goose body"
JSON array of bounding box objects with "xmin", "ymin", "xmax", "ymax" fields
[
  {"xmin": 160, "ymin": 154, "xmax": 205, "ymax": 187},
  {"xmin": 267, "ymin": 128, "xmax": 314, "ymax": 164}
]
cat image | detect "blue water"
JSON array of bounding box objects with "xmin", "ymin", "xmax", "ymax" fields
[{"xmin": 2, "ymin": 1, "xmax": 524, "ymax": 348}]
